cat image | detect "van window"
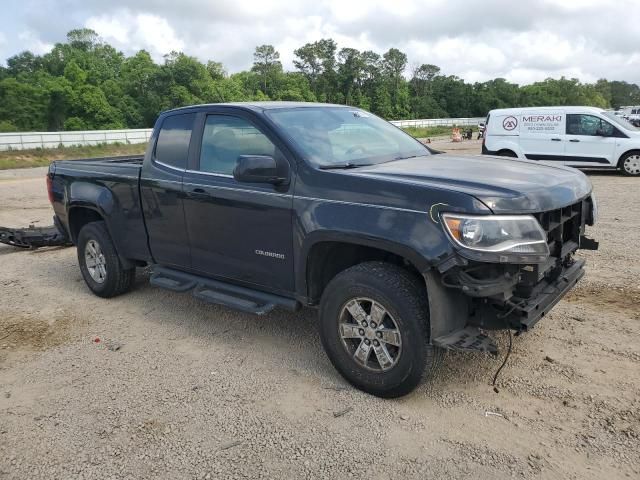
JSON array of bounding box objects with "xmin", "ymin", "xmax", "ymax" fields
[
  {"xmin": 155, "ymin": 113, "xmax": 196, "ymax": 170},
  {"xmin": 566, "ymin": 114, "xmax": 615, "ymax": 137}
]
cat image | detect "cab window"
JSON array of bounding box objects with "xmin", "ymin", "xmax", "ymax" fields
[
  {"xmin": 199, "ymin": 115, "xmax": 279, "ymax": 175},
  {"xmin": 154, "ymin": 113, "xmax": 196, "ymax": 169},
  {"xmin": 566, "ymin": 114, "xmax": 617, "ymax": 137}
]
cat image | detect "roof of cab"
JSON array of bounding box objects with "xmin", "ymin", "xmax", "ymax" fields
[
  {"xmin": 165, "ymin": 101, "xmax": 350, "ymax": 114},
  {"xmin": 489, "ymin": 106, "xmax": 605, "ymax": 115}
]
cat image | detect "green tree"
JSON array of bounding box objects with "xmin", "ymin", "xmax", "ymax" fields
[
  {"xmin": 294, "ymin": 39, "xmax": 338, "ymax": 101},
  {"xmin": 251, "ymin": 45, "xmax": 282, "ymax": 97}
]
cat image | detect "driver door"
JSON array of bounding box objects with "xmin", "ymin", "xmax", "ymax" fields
[{"xmin": 181, "ymin": 111, "xmax": 296, "ymax": 294}]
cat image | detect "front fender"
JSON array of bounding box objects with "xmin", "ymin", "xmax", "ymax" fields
[{"xmin": 293, "ymin": 198, "xmax": 456, "ymax": 299}]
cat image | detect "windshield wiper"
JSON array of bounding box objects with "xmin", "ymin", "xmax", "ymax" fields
[
  {"xmin": 319, "ymin": 163, "xmax": 373, "ymax": 170},
  {"xmin": 393, "ymin": 154, "xmax": 422, "ymax": 161}
]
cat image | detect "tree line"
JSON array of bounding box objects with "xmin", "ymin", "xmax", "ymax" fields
[{"xmin": 1, "ymin": 28, "xmax": 639, "ymax": 132}]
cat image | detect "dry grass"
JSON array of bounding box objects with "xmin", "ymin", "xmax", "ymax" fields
[{"xmin": 0, "ymin": 142, "xmax": 147, "ymax": 170}]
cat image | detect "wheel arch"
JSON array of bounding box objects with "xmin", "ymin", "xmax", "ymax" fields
[
  {"xmin": 68, "ymin": 205, "xmax": 135, "ymax": 269},
  {"xmin": 301, "ymin": 234, "xmax": 430, "ymax": 304},
  {"xmin": 617, "ymin": 149, "xmax": 640, "ymax": 169},
  {"xmin": 68, "ymin": 205, "xmax": 106, "ymax": 243}
]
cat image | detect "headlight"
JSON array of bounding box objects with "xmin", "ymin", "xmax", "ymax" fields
[{"xmin": 441, "ymin": 213, "xmax": 550, "ymax": 263}]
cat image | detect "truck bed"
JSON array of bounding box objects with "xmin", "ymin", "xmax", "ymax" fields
[
  {"xmin": 50, "ymin": 154, "xmax": 150, "ymax": 261},
  {"xmin": 53, "ymin": 154, "xmax": 144, "ymax": 172}
]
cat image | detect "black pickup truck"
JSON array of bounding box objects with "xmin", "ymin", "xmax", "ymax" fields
[{"xmin": 47, "ymin": 102, "xmax": 598, "ymax": 397}]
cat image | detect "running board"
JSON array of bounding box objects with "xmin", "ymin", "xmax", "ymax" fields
[
  {"xmin": 433, "ymin": 326, "xmax": 498, "ymax": 354},
  {"xmin": 150, "ymin": 266, "xmax": 300, "ymax": 315}
]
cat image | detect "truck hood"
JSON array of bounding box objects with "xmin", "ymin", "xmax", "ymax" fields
[{"xmin": 350, "ymin": 154, "xmax": 592, "ymax": 213}]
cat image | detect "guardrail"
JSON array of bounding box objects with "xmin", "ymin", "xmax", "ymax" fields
[
  {"xmin": 0, "ymin": 129, "xmax": 153, "ymax": 151},
  {"xmin": 0, "ymin": 117, "xmax": 486, "ymax": 151},
  {"xmin": 390, "ymin": 117, "xmax": 485, "ymax": 128}
]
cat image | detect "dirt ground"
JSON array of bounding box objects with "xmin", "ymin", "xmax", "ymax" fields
[{"xmin": 0, "ymin": 140, "xmax": 638, "ymax": 479}]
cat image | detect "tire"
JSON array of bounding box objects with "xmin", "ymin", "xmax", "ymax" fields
[
  {"xmin": 318, "ymin": 261, "xmax": 441, "ymax": 398},
  {"xmin": 77, "ymin": 221, "xmax": 135, "ymax": 298},
  {"xmin": 497, "ymin": 149, "xmax": 517, "ymax": 158},
  {"xmin": 618, "ymin": 151, "xmax": 640, "ymax": 176}
]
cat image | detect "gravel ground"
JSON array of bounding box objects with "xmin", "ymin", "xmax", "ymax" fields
[{"xmin": 0, "ymin": 143, "xmax": 638, "ymax": 479}]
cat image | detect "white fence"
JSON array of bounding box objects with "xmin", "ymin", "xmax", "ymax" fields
[
  {"xmin": 0, "ymin": 129, "xmax": 153, "ymax": 151},
  {"xmin": 0, "ymin": 117, "xmax": 486, "ymax": 151},
  {"xmin": 390, "ymin": 117, "xmax": 485, "ymax": 128}
]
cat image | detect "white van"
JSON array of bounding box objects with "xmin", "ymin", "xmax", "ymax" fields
[{"xmin": 482, "ymin": 106, "xmax": 640, "ymax": 176}]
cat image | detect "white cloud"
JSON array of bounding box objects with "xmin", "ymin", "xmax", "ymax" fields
[
  {"xmin": 17, "ymin": 31, "xmax": 54, "ymax": 55},
  {"xmin": 86, "ymin": 12, "xmax": 184, "ymax": 62},
  {"xmin": 2, "ymin": 0, "xmax": 639, "ymax": 85}
]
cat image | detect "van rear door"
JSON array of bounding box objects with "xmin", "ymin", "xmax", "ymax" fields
[{"xmin": 518, "ymin": 112, "xmax": 566, "ymax": 165}]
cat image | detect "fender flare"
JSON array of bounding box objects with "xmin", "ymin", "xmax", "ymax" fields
[
  {"xmin": 66, "ymin": 184, "xmax": 134, "ymax": 269},
  {"xmin": 297, "ymin": 230, "xmax": 439, "ymax": 300}
]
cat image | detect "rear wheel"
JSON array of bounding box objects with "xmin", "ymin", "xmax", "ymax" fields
[
  {"xmin": 318, "ymin": 262, "xmax": 441, "ymax": 398},
  {"xmin": 77, "ymin": 221, "xmax": 135, "ymax": 298},
  {"xmin": 619, "ymin": 152, "xmax": 640, "ymax": 176}
]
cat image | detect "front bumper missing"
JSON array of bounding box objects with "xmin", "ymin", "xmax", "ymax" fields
[
  {"xmin": 506, "ymin": 258, "xmax": 585, "ymax": 331},
  {"xmin": 433, "ymin": 259, "xmax": 585, "ymax": 353}
]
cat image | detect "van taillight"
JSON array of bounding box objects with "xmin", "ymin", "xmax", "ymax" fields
[{"xmin": 46, "ymin": 175, "xmax": 54, "ymax": 204}]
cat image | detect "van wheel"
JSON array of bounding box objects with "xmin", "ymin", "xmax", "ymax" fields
[
  {"xmin": 618, "ymin": 152, "xmax": 640, "ymax": 176},
  {"xmin": 498, "ymin": 149, "xmax": 517, "ymax": 158},
  {"xmin": 77, "ymin": 221, "xmax": 135, "ymax": 298},
  {"xmin": 318, "ymin": 262, "xmax": 441, "ymax": 398}
]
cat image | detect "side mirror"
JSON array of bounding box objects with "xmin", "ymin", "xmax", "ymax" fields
[{"xmin": 233, "ymin": 155, "xmax": 289, "ymax": 185}]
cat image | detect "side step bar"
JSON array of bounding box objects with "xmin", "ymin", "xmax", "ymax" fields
[{"xmin": 150, "ymin": 266, "xmax": 300, "ymax": 315}]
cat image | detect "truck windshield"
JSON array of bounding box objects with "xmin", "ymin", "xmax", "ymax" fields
[
  {"xmin": 265, "ymin": 107, "xmax": 430, "ymax": 167},
  {"xmin": 603, "ymin": 111, "xmax": 639, "ymax": 131}
]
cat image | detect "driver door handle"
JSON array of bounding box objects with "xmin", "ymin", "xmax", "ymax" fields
[
  {"xmin": 569, "ymin": 139, "xmax": 580, "ymax": 142},
  {"xmin": 551, "ymin": 138, "xmax": 562, "ymax": 141}
]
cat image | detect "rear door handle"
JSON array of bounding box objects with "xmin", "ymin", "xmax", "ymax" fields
[
  {"xmin": 551, "ymin": 138, "xmax": 562, "ymax": 141},
  {"xmin": 569, "ymin": 139, "xmax": 580, "ymax": 142},
  {"xmin": 192, "ymin": 188, "xmax": 206, "ymax": 194}
]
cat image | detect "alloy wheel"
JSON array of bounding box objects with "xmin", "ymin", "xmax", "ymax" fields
[
  {"xmin": 85, "ymin": 239, "xmax": 107, "ymax": 283},
  {"xmin": 338, "ymin": 297, "xmax": 402, "ymax": 372}
]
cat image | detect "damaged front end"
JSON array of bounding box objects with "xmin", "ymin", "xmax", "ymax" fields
[{"xmin": 432, "ymin": 197, "xmax": 598, "ymax": 354}]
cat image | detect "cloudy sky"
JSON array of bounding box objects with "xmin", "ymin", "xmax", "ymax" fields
[{"xmin": 1, "ymin": 0, "xmax": 639, "ymax": 85}]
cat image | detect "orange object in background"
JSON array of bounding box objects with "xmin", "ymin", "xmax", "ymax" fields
[{"xmin": 451, "ymin": 127, "xmax": 462, "ymax": 142}]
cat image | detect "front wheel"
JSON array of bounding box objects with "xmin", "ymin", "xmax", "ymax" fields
[
  {"xmin": 319, "ymin": 262, "xmax": 441, "ymax": 398},
  {"xmin": 77, "ymin": 221, "xmax": 135, "ymax": 298},
  {"xmin": 619, "ymin": 152, "xmax": 640, "ymax": 176}
]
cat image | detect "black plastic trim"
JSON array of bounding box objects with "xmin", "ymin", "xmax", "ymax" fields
[{"xmin": 524, "ymin": 154, "xmax": 610, "ymax": 164}]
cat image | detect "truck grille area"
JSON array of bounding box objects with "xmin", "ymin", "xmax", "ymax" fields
[{"xmin": 532, "ymin": 200, "xmax": 585, "ymax": 258}]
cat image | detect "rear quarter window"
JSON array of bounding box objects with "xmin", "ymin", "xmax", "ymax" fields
[{"xmin": 154, "ymin": 113, "xmax": 196, "ymax": 169}]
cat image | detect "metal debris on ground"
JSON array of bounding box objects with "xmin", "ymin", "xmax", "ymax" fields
[
  {"xmin": 219, "ymin": 440, "xmax": 242, "ymax": 451},
  {"xmin": 106, "ymin": 341, "xmax": 123, "ymax": 352},
  {"xmin": 333, "ymin": 407, "xmax": 353, "ymax": 418},
  {"xmin": 484, "ymin": 411, "xmax": 505, "ymax": 419}
]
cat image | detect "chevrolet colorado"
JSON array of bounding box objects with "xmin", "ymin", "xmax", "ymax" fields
[{"xmin": 47, "ymin": 102, "xmax": 598, "ymax": 397}]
